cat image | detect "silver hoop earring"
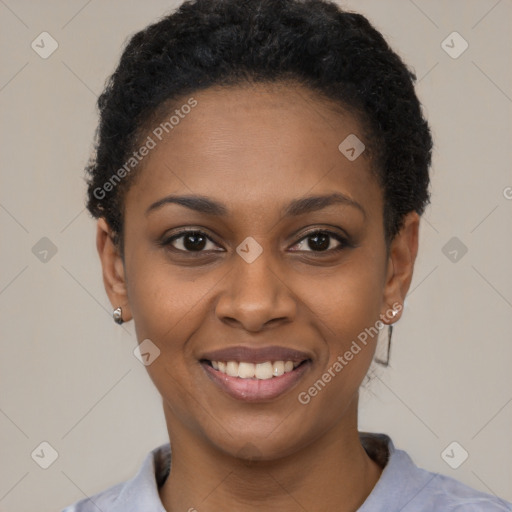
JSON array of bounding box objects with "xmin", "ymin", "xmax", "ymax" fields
[{"xmin": 113, "ymin": 307, "xmax": 124, "ymax": 325}]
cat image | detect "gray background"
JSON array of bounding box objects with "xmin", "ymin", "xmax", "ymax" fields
[{"xmin": 0, "ymin": 1, "xmax": 511, "ymax": 511}]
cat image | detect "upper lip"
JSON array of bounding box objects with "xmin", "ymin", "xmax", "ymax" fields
[{"xmin": 200, "ymin": 345, "xmax": 312, "ymax": 364}]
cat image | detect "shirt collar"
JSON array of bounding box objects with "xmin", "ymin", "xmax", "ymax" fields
[
  {"xmin": 108, "ymin": 432, "xmax": 426, "ymax": 512},
  {"xmin": 358, "ymin": 433, "xmax": 438, "ymax": 511},
  {"xmin": 110, "ymin": 442, "xmax": 170, "ymax": 512}
]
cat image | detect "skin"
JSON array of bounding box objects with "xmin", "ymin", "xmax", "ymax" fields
[{"xmin": 96, "ymin": 82, "xmax": 419, "ymax": 512}]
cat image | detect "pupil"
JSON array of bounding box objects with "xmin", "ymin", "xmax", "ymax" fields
[
  {"xmin": 184, "ymin": 232, "xmax": 206, "ymax": 251},
  {"xmin": 309, "ymin": 233, "xmax": 329, "ymax": 251}
]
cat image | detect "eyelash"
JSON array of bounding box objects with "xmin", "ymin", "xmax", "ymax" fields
[{"xmin": 159, "ymin": 228, "xmax": 351, "ymax": 256}]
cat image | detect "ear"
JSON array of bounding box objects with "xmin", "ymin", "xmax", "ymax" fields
[
  {"xmin": 380, "ymin": 211, "xmax": 420, "ymax": 323},
  {"xmin": 96, "ymin": 217, "xmax": 132, "ymax": 322}
]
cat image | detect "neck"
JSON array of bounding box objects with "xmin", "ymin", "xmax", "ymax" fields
[{"xmin": 159, "ymin": 398, "xmax": 383, "ymax": 512}]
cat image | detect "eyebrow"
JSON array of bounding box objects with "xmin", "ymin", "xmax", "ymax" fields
[{"xmin": 145, "ymin": 192, "xmax": 366, "ymax": 219}]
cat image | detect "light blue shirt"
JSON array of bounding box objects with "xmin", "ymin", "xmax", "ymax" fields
[{"xmin": 62, "ymin": 433, "xmax": 512, "ymax": 511}]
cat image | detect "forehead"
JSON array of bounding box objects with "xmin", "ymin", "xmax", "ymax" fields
[{"xmin": 125, "ymin": 82, "xmax": 382, "ymax": 222}]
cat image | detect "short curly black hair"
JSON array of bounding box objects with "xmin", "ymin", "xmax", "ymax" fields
[{"xmin": 86, "ymin": 0, "xmax": 432, "ymax": 254}]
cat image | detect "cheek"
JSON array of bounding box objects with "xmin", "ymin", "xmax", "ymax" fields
[
  {"xmin": 304, "ymin": 258, "xmax": 383, "ymax": 329},
  {"xmin": 124, "ymin": 257, "xmax": 209, "ymax": 400},
  {"xmin": 301, "ymin": 260, "xmax": 384, "ymax": 379},
  {"xmin": 125, "ymin": 251, "xmax": 220, "ymax": 345}
]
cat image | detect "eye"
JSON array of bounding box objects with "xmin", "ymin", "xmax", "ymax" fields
[
  {"xmin": 160, "ymin": 228, "xmax": 351, "ymax": 255},
  {"xmin": 290, "ymin": 229, "xmax": 349, "ymax": 253},
  {"xmin": 161, "ymin": 230, "xmax": 222, "ymax": 253}
]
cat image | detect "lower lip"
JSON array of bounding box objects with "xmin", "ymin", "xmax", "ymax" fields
[{"xmin": 201, "ymin": 361, "xmax": 311, "ymax": 402}]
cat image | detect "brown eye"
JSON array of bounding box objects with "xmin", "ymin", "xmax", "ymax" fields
[
  {"xmin": 291, "ymin": 230, "xmax": 349, "ymax": 253},
  {"xmin": 162, "ymin": 230, "xmax": 221, "ymax": 253}
]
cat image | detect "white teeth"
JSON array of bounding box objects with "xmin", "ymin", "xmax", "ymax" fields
[
  {"xmin": 226, "ymin": 361, "xmax": 239, "ymax": 377},
  {"xmin": 255, "ymin": 362, "xmax": 273, "ymax": 379},
  {"xmin": 209, "ymin": 360, "xmax": 305, "ymax": 379},
  {"xmin": 273, "ymin": 360, "xmax": 285, "ymax": 377},
  {"xmin": 238, "ymin": 362, "xmax": 255, "ymax": 378}
]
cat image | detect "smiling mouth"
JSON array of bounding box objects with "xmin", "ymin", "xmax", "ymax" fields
[
  {"xmin": 201, "ymin": 359, "xmax": 310, "ymax": 380},
  {"xmin": 199, "ymin": 357, "xmax": 312, "ymax": 402}
]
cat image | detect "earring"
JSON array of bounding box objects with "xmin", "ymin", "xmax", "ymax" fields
[
  {"xmin": 374, "ymin": 324, "xmax": 393, "ymax": 367},
  {"xmin": 113, "ymin": 307, "xmax": 124, "ymax": 325},
  {"xmin": 375, "ymin": 307, "xmax": 399, "ymax": 367}
]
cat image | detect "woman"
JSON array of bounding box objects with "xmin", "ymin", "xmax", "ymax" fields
[{"xmin": 63, "ymin": 0, "xmax": 511, "ymax": 510}]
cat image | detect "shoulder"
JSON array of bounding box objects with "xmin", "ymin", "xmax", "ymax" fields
[
  {"xmin": 416, "ymin": 469, "xmax": 512, "ymax": 511},
  {"xmin": 60, "ymin": 481, "xmax": 126, "ymax": 512},
  {"xmin": 359, "ymin": 432, "xmax": 512, "ymax": 512},
  {"xmin": 60, "ymin": 443, "xmax": 171, "ymax": 512}
]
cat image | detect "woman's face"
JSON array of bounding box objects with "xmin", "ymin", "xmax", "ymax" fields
[{"xmin": 98, "ymin": 82, "xmax": 418, "ymax": 460}]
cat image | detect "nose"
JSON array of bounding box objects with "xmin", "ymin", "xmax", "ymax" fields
[{"xmin": 215, "ymin": 249, "xmax": 297, "ymax": 332}]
